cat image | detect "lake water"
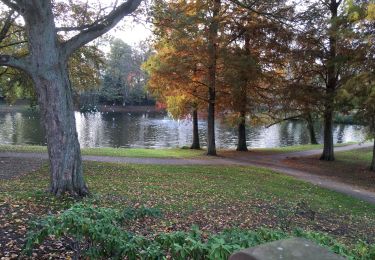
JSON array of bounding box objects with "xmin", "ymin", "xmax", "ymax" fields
[{"xmin": 0, "ymin": 109, "xmax": 366, "ymax": 149}]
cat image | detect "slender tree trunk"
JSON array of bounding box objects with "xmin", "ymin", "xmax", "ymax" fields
[
  {"xmin": 235, "ymin": 31, "xmax": 250, "ymax": 152},
  {"xmin": 371, "ymin": 138, "xmax": 375, "ymax": 172},
  {"xmin": 236, "ymin": 111, "xmax": 248, "ymax": 151},
  {"xmin": 306, "ymin": 113, "xmax": 318, "ymax": 145},
  {"xmin": 190, "ymin": 108, "xmax": 200, "ymax": 149},
  {"xmin": 320, "ymin": 106, "xmax": 335, "ymax": 161},
  {"xmin": 26, "ymin": 3, "xmax": 88, "ymax": 196},
  {"xmin": 320, "ymin": 0, "xmax": 339, "ymax": 161},
  {"xmin": 206, "ymin": 0, "xmax": 220, "ymax": 156}
]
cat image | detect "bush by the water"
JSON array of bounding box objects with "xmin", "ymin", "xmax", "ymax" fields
[{"xmin": 24, "ymin": 204, "xmax": 375, "ymax": 259}]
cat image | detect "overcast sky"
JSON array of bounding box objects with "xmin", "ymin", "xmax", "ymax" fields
[
  {"xmin": 109, "ymin": 16, "xmax": 152, "ymax": 46},
  {"xmin": 98, "ymin": 0, "xmax": 153, "ymax": 47}
]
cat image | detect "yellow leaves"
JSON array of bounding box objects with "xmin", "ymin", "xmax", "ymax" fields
[
  {"xmin": 166, "ymin": 95, "xmax": 190, "ymax": 119},
  {"xmin": 347, "ymin": 1, "xmax": 375, "ymax": 22},
  {"xmin": 367, "ymin": 3, "xmax": 375, "ymax": 20}
]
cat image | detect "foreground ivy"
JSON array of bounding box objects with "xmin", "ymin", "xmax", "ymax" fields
[{"xmin": 24, "ymin": 204, "xmax": 375, "ymax": 260}]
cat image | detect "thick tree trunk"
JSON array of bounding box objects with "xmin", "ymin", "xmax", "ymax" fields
[
  {"xmin": 25, "ymin": 2, "xmax": 88, "ymax": 196},
  {"xmin": 306, "ymin": 113, "xmax": 318, "ymax": 145},
  {"xmin": 371, "ymin": 138, "xmax": 375, "ymax": 172},
  {"xmin": 237, "ymin": 111, "xmax": 248, "ymax": 151},
  {"xmin": 34, "ymin": 68, "xmax": 88, "ymax": 196},
  {"xmin": 206, "ymin": 0, "xmax": 220, "ymax": 156},
  {"xmin": 190, "ymin": 108, "xmax": 200, "ymax": 150}
]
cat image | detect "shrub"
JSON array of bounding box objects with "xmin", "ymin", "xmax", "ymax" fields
[{"xmin": 24, "ymin": 204, "xmax": 375, "ymax": 259}]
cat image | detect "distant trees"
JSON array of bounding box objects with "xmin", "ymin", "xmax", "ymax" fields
[{"xmin": 99, "ymin": 39, "xmax": 153, "ymax": 106}]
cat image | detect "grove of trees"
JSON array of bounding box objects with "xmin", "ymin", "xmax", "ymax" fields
[
  {"xmin": 0, "ymin": 0, "xmax": 374, "ymax": 197},
  {"xmin": 145, "ymin": 0, "xmax": 374, "ymax": 168}
]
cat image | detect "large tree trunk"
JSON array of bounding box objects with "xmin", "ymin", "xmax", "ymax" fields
[
  {"xmin": 190, "ymin": 108, "xmax": 200, "ymax": 149},
  {"xmin": 206, "ymin": 0, "xmax": 220, "ymax": 156},
  {"xmin": 371, "ymin": 138, "xmax": 375, "ymax": 172},
  {"xmin": 26, "ymin": 2, "xmax": 88, "ymax": 196},
  {"xmin": 320, "ymin": 0, "xmax": 339, "ymax": 161},
  {"xmin": 34, "ymin": 68, "xmax": 88, "ymax": 196},
  {"xmin": 306, "ymin": 113, "xmax": 318, "ymax": 145},
  {"xmin": 237, "ymin": 111, "xmax": 248, "ymax": 151}
]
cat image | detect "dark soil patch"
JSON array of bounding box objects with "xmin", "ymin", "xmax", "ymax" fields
[
  {"xmin": 282, "ymin": 156, "xmax": 375, "ymax": 192},
  {"xmin": 0, "ymin": 157, "xmax": 45, "ymax": 180}
]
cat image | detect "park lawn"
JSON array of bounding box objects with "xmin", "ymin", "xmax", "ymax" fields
[
  {"xmin": 0, "ymin": 144, "xmax": 206, "ymax": 158},
  {"xmin": 1, "ymin": 163, "xmax": 374, "ymax": 242},
  {"xmin": 0, "ymin": 142, "xmax": 357, "ymax": 158},
  {"xmin": 334, "ymin": 147, "xmax": 373, "ymax": 165},
  {"xmin": 251, "ymin": 142, "xmax": 357, "ymax": 154},
  {"xmin": 282, "ymin": 147, "xmax": 375, "ymax": 192}
]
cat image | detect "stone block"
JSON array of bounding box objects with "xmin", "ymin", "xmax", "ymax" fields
[{"xmin": 229, "ymin": 238, "xmax": 345, "ymax": 260}]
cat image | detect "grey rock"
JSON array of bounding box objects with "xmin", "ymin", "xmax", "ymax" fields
[{"xmin": 229, "ymin": 238, "xmax": 346, "ymax": 260}]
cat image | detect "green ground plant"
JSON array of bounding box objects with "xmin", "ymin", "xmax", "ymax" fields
[{"xmin": 24, "ymin": 204, "xmax": 375, "ymax": 260}]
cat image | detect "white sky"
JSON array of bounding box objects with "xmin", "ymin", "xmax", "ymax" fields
[
  {"xmin": 108, "ymin": 16, "xmax": 152, "ymax": 46},
  {"xmin": 94, "ymin": 0, "xmax": 153, "ymax": 47}
]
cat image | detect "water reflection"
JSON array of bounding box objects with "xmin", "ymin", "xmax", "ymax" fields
[{"xmin": 0, "ymin": 110, "xmax": 366, "ymax": 148}]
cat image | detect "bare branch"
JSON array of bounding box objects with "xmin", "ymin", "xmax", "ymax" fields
[
  {"xmin": 0, "ymin": 10, "xmax": 16, "ymax": 43},
  {"xmin": 0, "ymin": 54, "xmax": 30, "ymax": 72},
  {"xmin": 266, "ymin": 114, "xmax": 304, "ymax": 128},
  {"xmin": 0, "ymin": 40, "xmax": 27, "ymax": 49},
  {"xmin": 62, "ymin": 0, "xmax": 142, "ymax": 57}
]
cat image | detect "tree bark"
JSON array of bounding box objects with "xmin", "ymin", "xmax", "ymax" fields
[
  {"xmin": 320, "ymin": 106, "xmax": 335, "ymax": 161},
  {"xmin": 235, "ymin": 31, "xmax": 250, "ymax": 152},
  {"xmin": 237, "ymin": 111, "xmax": 248, "ymax": 151},
  {"xmin": 306, "ymin": 113, "xmax": 318, "ymax": 145},
  {"xmin": 190, "ymin": 108, "xmax": 200, "ymax": 150},
  {"xmin": 371, "ymin": 138, "xmax": 375, "ymax": 172},
  {"xmin": 320, "ymin": 0, "xmax": 339, "ymax": 161},
  {"xmin": 206, "ymin": 0, "xmax": 220, "ymax": 156},
  {"xmin": 34, "ymin": 69, "xmax": 88, "ymax": 196},
  {"xmin": 25, "ymin": 2, "xmax": 88, "ymax": 196}
]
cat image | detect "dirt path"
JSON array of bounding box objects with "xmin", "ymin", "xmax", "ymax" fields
[{"xmin": 1, "ymin": 143, "xmax": 374, "ymax": 204}]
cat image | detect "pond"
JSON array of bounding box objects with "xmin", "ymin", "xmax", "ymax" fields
[{"xmin": 0, "ymin": 109, "xmax": 366, "ymax": 149}]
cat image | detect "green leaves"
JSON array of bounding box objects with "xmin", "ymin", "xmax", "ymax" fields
[{"xmin": 23, "ymin": 203, "xmax": 375, "ymax": 259}]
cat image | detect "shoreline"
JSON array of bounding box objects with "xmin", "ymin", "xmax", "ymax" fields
[{"xmin": 0, "ymin": 103, "xmax": 164, "ymax": 113}]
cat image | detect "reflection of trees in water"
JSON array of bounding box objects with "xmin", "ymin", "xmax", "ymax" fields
[
  {"xmin": 278, "ymin": 121, "xmax": 303, "ymax": 146},
  {"xmin": 0, "ymin": 112, "xmax": 44, "ymax": 145},
  {"xmin": 0, "ymin": 111, "xmax": 367, "ymax": 148},
  {"xmin": 335, "ymin": 124, "xmax": 346, "ymax": 143}
]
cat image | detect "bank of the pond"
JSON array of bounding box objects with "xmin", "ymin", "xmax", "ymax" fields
[{"xmin": 0, "ymin": 143, "xmax": 358, "ymax": 158}]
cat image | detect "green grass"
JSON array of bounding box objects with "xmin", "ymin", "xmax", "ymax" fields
[
  {"xmin": 1, "ymin": 160, "xmax": 375, "ymax": 253},
  {"xmin": 335, "ymin": 148, "xmax": 373, "ymax": 165},
  {"xmin": 2, "ymin": 162, "xmax": 374, "ymax": 221},
  {"xmin": 252, "ymin": 142, "xmax": 357, "ymax": 153},
  {"xmin": 0, "ymin": 142, "xmax": 358, "ymax": 158},
  {"xmin": 0, "ymin": 145, "xmax": 206, "ymax": 158}
]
